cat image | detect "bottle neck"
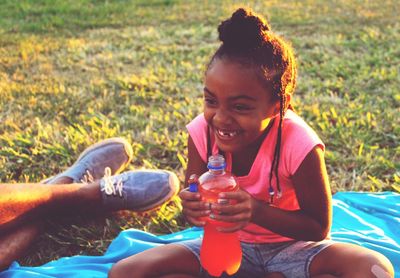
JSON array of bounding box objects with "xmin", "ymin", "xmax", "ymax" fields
[
  {"xmin": 207, "ymin": 154, "xmax": 226, "ymax": 175},
  {"xmin": 209, "ymin": 168, "xmax": 225, "ymax": 175}
]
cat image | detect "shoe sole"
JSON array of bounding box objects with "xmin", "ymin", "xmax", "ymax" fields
[
  {"xmin": 41, "ymin": 138, "xmax": 133, "ymax": 184},
  {"xmin": 135, "ymin": 170, "xmax": 180, "ymax": 212}
]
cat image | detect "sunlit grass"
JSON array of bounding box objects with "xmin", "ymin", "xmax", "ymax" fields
[{"xmin": 0, "ymin": 0, "xmax": 399, "ymax": 266}]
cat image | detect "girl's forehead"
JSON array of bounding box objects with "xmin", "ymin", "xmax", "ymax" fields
[
  {"xmin": 205, "ymin": 60, "xmax": 273, "ymax": 102},
  {"xmin": 206, "ymin": 59, "xmax": 264, "ymax": 86},
  {"xmin": 208, "ymin": 58, "xmax": 253, "ymax": 74}
]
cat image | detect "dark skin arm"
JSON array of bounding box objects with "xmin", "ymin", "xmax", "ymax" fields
[
  {"xmin": 179, "ymin": 135, "xmax": 209, "ymax": 226},
  {"xmin": 212, "ymin": 146, "xmax": 332, "ymax": 241},
  {"xmin": 183, "ymin": 135, "xmax": 208, "ymax": 188}
]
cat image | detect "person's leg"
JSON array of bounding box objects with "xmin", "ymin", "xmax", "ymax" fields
[
  {"xmin": 108, "ymin": 244, "xmax": 201, "ymax": 278},
  {"xmin": 0, "ymin": 137, "xmax": 134, "ymax": 233},
  {"xmin": 0, "ymin": 138, "xmax": 134, "ymax": 269},
  {"xmin": 309, "ymin": 242, "xmax": 394, "ymax": 278},
  {"xmin": 0, "ymin": 179, "xmax": 103, "ymax": 233},
  {"xmin": 0, "ymin": 222, "xmax": 42, "ymax": 270},
  {"xmin": 0, "ymin": 169, "xmax": 180, "ymax": 234},
  {"xmin": 0, "ymin": 138, "xmax": 180, "ymax": 269},
  {"xmin": 0, "ymin": 177, "xmax": 73, "ymax": 271}
]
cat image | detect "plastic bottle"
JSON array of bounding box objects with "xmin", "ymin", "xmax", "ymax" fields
[{"xmin": 197, "ymin": 154, "xmax": 242, "ymax": 277}]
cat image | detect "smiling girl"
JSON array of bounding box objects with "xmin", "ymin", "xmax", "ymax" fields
[{"xmin": 109, "ymin": 7, "xmax": 394, "ymax": 278}]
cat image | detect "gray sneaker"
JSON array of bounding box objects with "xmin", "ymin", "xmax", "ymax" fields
[
  {"xmin": 100, "ymin": 169, "xmax": 180, "ymax": 212},
  {"xmin": 43, "ymin": 138, "xmax": 133, "ymax": 184}
]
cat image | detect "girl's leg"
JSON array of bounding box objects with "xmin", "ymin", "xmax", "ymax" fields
[
  {"xmin": 309, "ymin": 242, "xmax": 394, "ymax": 278},
  {"xmin": 108, "ymin": 244, "xmax": 200, "ymax": 278}
]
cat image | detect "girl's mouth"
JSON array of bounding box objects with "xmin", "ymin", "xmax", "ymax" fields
[{"xmin": 215, "ymin": 128, "xmax": 239, "ymax": 139}]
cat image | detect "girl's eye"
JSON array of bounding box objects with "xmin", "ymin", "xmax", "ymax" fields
[
  {"xmin": 234, "ymin": 104, "xmax": 251, "ymax": 111},
  {"xmin": 204, "ymin": 97, "xmax": 217, "ymax": 106}
]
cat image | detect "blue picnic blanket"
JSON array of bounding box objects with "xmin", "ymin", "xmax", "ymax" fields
[{"xmin": 1, "ymin": 192, "xmax": 399, "ymax": 277}]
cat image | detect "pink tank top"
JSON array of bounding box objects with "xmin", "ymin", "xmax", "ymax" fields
[{"xmin": 186, "ymin": 110, "xmax": 324, "ymax": 243}]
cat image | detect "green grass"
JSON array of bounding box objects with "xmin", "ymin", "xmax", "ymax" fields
[{"xmin": 0, "ymin": 0, "xmax": 399, "ymax": 265}]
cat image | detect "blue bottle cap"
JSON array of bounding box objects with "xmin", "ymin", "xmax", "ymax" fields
[
  {"xmin": 189, "ymin": 182, "xmax": 198, "ymax": 193},
  {"xmin": 188, "ymin": 174, "xmax": 198, "ymax": 192}
]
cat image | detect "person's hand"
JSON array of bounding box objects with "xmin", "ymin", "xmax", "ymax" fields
[
  {"xmin": 209, "ymin": 189, "xmax": 256, "ymax": 233},
  {"xmin": 179, "ymin": 188, "xmax": 210, "ymax": 227}
]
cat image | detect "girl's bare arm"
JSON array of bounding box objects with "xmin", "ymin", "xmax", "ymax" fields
[
  {"xmin": 213, "ymin": 146, "xmax": 332, "ymax": 241},
  {"xmin": 179, "ymin": 135, "xmax": 209, "ymax": 226},
  {"xmin": 184, "ymin": 135, "xmax": 208, "ymax": 187},
  {"xmin": 250, "ymin": 146, "xmax": 331, "ymax": 240}
]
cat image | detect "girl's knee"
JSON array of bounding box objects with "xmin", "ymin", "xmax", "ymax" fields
[
  {"xmin": 370, "ymin": 264, "xmax": 394, "ymax": 278},
  {"xmin": 350, "ymin": 252, "xmax": 394, "ymax": 278},
  {"xmin": 310, "ymin": 243, "xmax": 394, "ymax": 278},
  {"xmin": 108, "ymin": 261, "xmax": 127, "ymax": 278},
  {"xmin": 108, "ymin": 264, "xmax": 120, "ymax": 278},
  {"xmin": 109, "ymin": 259, "xmax": 143, "ymax": 278},
  {"xmin": 369, "ymin": 253, "xmax": 394, "ymax": 278},
  {"xmin": 108, "ymin": 244, "xmax": 198, "ymax": 278}
]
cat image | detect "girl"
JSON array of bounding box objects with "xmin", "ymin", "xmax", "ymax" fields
[{"xmin": 109, "ymin": 8, "xmax": 394, "ymax": 278}]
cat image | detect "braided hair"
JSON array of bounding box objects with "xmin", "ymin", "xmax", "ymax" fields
[{"xmin": 207, "ymin": 8, "xmax": 297, "ymax": 202}]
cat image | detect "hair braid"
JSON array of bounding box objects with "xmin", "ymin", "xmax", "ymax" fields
[{"xmin": 268, "ymin": 94, "xmax": 286, "ymax": 202}]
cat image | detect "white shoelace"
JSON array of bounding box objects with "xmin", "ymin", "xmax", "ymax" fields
[
  {"xmin": 80, "ymin": 169, "xmax": 94, "ymax": 184},
  {"xmin": 101, "ymin": 167, "xmax": 124, "ymax": 197}
]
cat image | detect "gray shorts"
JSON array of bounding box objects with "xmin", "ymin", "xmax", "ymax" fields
[{"xmin": 175, "ymin": 238, "xmax": 334, "ymax": 278}]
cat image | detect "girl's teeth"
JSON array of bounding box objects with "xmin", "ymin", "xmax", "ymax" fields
[{"xmin": 218, "ymin": 130, "xmax": 237, "ymax": 137}]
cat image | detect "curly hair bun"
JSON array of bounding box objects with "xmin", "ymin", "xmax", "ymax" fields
[{"xmin": 218, "ymin": 8, "xmax": 271, "ymax": 51}]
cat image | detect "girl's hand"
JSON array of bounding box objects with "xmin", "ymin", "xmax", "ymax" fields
[
  {"xmin": 210, "ymin": 189, "xmax": 256, "ymax": 233},
  {"xmin": 179, "ymin": 188, "xmax": 210, "ymax": 227}
]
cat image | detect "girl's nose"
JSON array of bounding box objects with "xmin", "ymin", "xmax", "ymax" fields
[{"xmin": 213, "ymin": 108, "xmax": 233, "ymax": 126}]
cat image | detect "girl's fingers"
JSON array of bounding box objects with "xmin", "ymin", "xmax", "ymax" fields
[
  {"xmin": 180, "ymin": 189, "xmax": 253, "ymax": 231},
  {"xmin": 218, "ymin": 191, "xmax": 249, "ymax": 201},
  {"xmin": 182, "ymin": 199, "xmax": 209, "ymax": 211},
  {"xmin": 185, "ymin": 216, "xmax": 206, "ymax": 227},
  {"xmin": 211, "ymin": 201, "xmax": 251, "ymax": 216},
  {"xmin": 179, "ymin": 189, "xmax": 201, "ymax": 201},
  {"xmin": 182, "ymin": 208, "xmax": 211, "ymax": 219}
]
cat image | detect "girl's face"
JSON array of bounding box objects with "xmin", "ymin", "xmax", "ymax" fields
[{"xmin": 204, "ymin": 59, "xmax": 280, "ymax": 153}]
